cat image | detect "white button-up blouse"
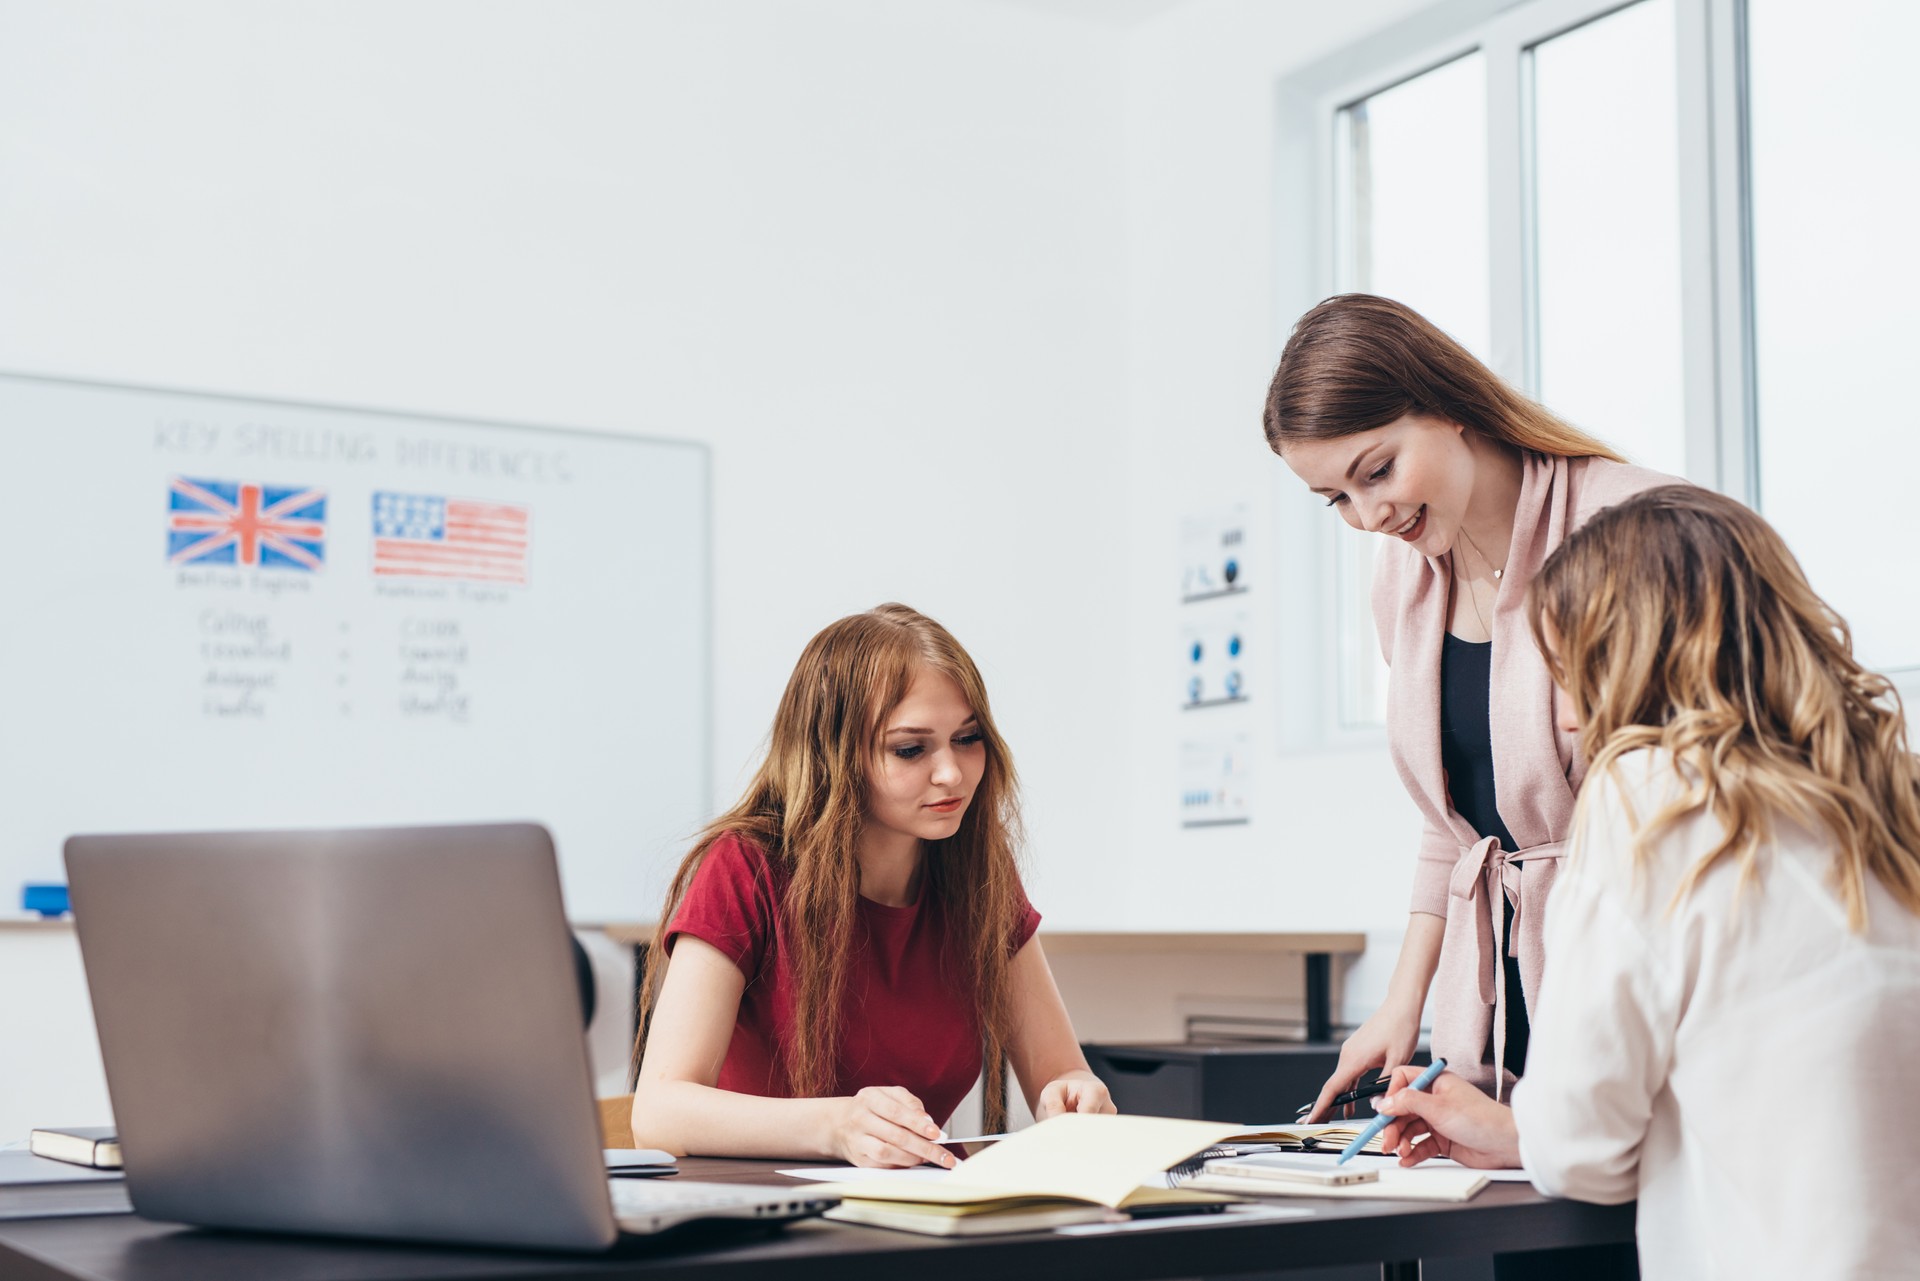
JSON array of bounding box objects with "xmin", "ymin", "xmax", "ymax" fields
[{"xmin": 1512, "ymin": 748, "xmax": 1920, "ymax": 1280}]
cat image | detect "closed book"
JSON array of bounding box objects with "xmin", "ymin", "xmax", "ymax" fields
[{"xmin": 27, "ymin": 1127, "xmax": 121, "ymax": 1169}]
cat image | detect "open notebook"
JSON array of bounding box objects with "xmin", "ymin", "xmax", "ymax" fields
[
  {"xmin": 1212, "ymin": 1121, "xmax": 1390, "ymax": 1155},
  {"xmin": 824, "ymin": 1115, "xmax": 1246, "ymax": 1234}
]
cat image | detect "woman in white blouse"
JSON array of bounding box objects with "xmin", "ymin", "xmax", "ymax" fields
[{"xmin": 1371, "ymin": 486, "xmax": 1920, "ymax": 1280}]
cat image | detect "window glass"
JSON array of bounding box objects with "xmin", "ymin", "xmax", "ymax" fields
[
  {"xmin": 1530, "ymin": 0, "xmax": 1686, "ymax": 477},
  {"xmin": 1749, "ymin": 0, "xmax": 1919, "ymax": 673},
  {"xmin": 1346, "ymin": 52, "xmax": 1491, "ymax": 360},
  {"xmin": 1338, "ymin": 52, "xmax": 1488, "ymax": 727}
]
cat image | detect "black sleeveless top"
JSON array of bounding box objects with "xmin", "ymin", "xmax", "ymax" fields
[{"xmin": 1439, "ymin": 632, "xmax": 1529, "ymax": 1077}]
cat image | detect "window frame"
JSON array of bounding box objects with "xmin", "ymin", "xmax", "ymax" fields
[{"xmin": 1275, "ymin": 0, "xmax": 1773, "ymax": 745}]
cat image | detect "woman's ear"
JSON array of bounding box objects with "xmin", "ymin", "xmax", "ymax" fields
[{"xmin": 1551, "ymin": 682, "xmax": 1581, "ymax": 736}]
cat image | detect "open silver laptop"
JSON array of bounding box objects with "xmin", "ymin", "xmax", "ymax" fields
[{"xmin": 64, "ymin": 823, "xmax": 835, "ymax": 1251}]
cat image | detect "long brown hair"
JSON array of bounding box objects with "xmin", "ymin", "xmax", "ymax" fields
[
  {"xmin": 1263, "ymin": 294, "xmax": 1626, "ymax": 461},
  {"xmin": 637, "ymin": 603, "xmax": 1028, "ymax": 1129},
  {"xmin": 1529, "ymin": 486, "xmax": 1920, "ymax": 927}
]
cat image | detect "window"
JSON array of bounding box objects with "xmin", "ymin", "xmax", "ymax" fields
[
  {"xmin": 1291, "ymin": 0, "xmax": 1918, "ymax": 737},
  {"xmin": 1342, "ymin": 52, "xmax": 1492, "ymax": 362},
  {"xmin": 1748, "ymin": 0, "xmax": 1919, "ymax": 674},
  {"xmin": 1530, "ymin": 0, "xmax": 1687, "ymax": 477},
  {"xmin": 1334, "ymin": 53, "xmax": 1491, "ymax": 728}
]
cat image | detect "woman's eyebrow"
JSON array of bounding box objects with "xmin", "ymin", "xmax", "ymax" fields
[
  {"xmin": 885, "ymin": 716, "xmax": 979, "ymax": 735},
  {"xmin": 1309, "ymin": 447, "xmax": 1381, "ymax": 495}
]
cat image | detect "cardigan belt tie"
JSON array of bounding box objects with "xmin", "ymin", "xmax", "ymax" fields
[{"xmin": 1446, "ymin": 834, "xmax": 1567, "ymax": 1101}]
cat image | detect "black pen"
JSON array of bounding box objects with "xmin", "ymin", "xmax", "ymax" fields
[{"xmin": 1294, "ymin": 1077, "xmax": 1392, "ymax": 1117}]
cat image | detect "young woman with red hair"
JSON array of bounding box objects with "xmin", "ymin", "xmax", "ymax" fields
[{"xmin": 629, "ymin": 603, "xmax": 1111, "ymax": 1167}]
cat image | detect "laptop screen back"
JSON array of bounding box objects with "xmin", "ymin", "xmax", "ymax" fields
[{"xmin": 65, "ymin": 823, "xmax": 619, "ymax": 1251}]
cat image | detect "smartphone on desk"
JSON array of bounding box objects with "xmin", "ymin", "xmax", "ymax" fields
[{"xmin": 1202, "ymin": 1154, "xmax": 1378, "ymax": 1187}]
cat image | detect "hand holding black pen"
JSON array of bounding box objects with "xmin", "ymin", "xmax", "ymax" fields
[{"xmin": 1295, "ymin": 1076, "xmax": 1391, "ymax": 1119}]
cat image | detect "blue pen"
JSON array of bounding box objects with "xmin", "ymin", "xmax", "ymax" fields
[{"xmin": 1335, "ymin": 1058, "xmax": 1448, "ymax": 1165}]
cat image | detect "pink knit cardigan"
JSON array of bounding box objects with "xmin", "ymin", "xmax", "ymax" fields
[{"xmin": 1372, "ymin": 451, "xmax": 1680, "ymax": 1095}]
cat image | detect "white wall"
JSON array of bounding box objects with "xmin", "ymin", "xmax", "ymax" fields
[
  {"xmin": 0, "ymin": 928, "xmax": 111, "ymax": 1142},
  {"xmin": 0, "ymin": 0, "xmax": 1133, "ymax": 1141},
  {"xmin": 0, "ymin": 0, "xmax": 1454, "ymax": 1143},
  {"xmin": 1115, "ymin": 1, "xmax": 1432, "ymax": 1010}
]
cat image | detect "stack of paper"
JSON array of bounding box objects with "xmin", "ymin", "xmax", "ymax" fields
[
  {"xmin": 1181, "ymin": 1149, "xmax": 1496, "ymax": 1202},
  {"xmin": 1187, "ymin": 1164, "xmax": 1488, "ymax": 1202}
]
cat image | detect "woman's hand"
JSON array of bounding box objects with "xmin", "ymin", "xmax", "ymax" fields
[
  {"xmin": 1374, "ymin": 1065, "xmax": 1523, "ymax": 1169},
  {"xmin": 1034, "ymin": 1071, "xmax": 1116, "ymax": 1120},
  {"xmin": 829, "ymin": 1086, "xmax": 956, "ymax": 1169},
  {"xmin": 1304, "ymin": 995, "xmax": 1423, "ymax": 1122}
]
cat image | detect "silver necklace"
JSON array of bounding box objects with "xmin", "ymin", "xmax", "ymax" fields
[
  {"xmin": 1453, "ymin": 551, "xmax": 1491, "ymax": 637},
  {"xmin": 1458, "ymin": 525, "xmax": 1506, "ymax": 581}
]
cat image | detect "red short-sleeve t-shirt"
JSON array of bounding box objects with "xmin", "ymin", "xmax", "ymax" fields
[{"xmin": 664, "ymin": 832, "xmax": 1041, "ymax": 1127}]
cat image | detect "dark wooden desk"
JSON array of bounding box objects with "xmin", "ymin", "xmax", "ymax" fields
[{"xmin": 0, "ymin": 1158, "xmax": 1634, "ymax": 1281}]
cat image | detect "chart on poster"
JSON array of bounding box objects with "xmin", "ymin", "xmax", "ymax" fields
[
  {"xmin": 1176, "ymin": 503, "xmax": 1256, "ymax": 828},
  {"xmin": 0, "ymin": 373, "xmax": 709, "ymax": 921}
]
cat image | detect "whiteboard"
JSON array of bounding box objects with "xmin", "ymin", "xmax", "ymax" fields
[{"xmin": 0, "ymin": 372, "xmax": 708, "ymax": 922}]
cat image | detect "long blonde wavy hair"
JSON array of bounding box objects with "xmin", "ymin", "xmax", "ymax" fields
[
  {"xmin": 1529, "ymin": 486, "xmax": 1920, "ymax": 927},
  {"xmin": 637, "ymin": 603, "xmax": 1028, "ymax": 1129}
]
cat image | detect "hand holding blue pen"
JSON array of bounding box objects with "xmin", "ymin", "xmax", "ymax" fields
[{"xmin": 1335, "ymin": 1058, "xmax": 1448, "ymax": 1164}]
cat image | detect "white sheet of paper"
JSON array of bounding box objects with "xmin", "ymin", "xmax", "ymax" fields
[
  {"xmin": 1267, "ymin": 1150, "xmax": 1534, "ymax": 1183},
  {"xmin": 1406, "ymin": 1157, "xmax": 1533, "ymax": 1182},
  {"xmin": 777, "ymin": 1167, "xmax": 955, "ymax": 1184}
]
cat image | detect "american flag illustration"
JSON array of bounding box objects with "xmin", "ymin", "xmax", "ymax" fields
[
  {"xmin": 167, "ymin": 477, "xmax": 327, "ymax": 570},
  {"xmin": 371, "ymin": 491, "xmax": 530, "ymax": 585}
]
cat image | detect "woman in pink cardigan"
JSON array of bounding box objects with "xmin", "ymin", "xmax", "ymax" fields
[{"xmin": 1264, "ymin": 295, "xmax": 1679, "ymax": 1123}]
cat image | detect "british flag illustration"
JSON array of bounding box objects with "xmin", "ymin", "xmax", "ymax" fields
[{"xmin": 167, "ymin": 476, "xmax": 327, "ymax": 570}]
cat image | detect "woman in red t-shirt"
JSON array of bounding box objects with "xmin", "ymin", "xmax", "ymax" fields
[{"xmin": 630, "ymin": 603, "xmax": 1114, "ymax": 1167}]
